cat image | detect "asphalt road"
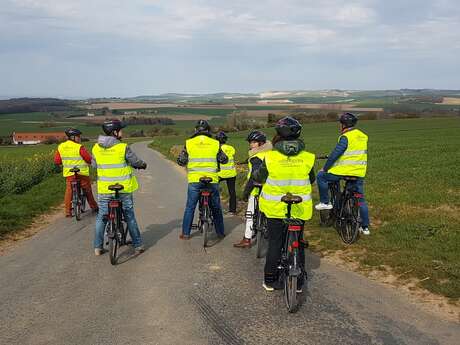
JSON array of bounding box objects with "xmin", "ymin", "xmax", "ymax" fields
[{"xmin": 1, "ymin": 142, "xmax": 459, "ymax": 345}]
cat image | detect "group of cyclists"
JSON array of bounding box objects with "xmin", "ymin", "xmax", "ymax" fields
[{"xmin": 55, "ymin": 112, "xmax": 369, "ymax": 291}]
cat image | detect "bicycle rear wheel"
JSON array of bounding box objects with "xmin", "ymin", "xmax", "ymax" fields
[
  {"xmin": 80, "ymin": 189, "xmax": 86, "ymax": 213},
  {"xmin": 255, "ymin": 214, "xmax": 268, "ymax": 258},
  {"xmin": 339, "ymin": 197, "xmax": 360, "ymax": 244},
  {"xmin": 202, "ymin": 220, "xmax": 210, "ymax": 247},
  {"xmin": 284, "ymin": 265, "xmax": 299, "ymax": 313},
  {"xmin": 73, "ymin": 194, "xmax": 81, "ymax": 221},
  {"xmin": 108, "ymin": 221, "xmax": 119, "ymax": 265}
]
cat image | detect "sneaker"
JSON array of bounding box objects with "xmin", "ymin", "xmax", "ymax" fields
[
  {"xmin": 94, "ymin": 248, "xmax": 105, "ymax": 256},
  {"xmin": 359, "ymin": 226, "xmax": 370, "ymax": 235},
  {"xmin": 233, "ymin": 238, "xmax": 251, "ymax": 248},
  {"xmin": 179, "ymin": 234, "xmax": 190, "ymax": 240},
  {"xmin": 134, "ymin": 245, "xmax": 145, "ymax": 254},
  {"xmin": 315, "ymin": 203, "xmax": 333, "ymax": 210},
  {"xmin": 262, "ymin": 282, "xmax": 275, "ymax": 292}
]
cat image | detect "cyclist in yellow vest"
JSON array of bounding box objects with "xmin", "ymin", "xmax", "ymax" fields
[
  {"xmin": 315, "ymin": 112, "xmax": 370, "ymax": 235},
  {"xmin": 215, "ymin": 131, "xmax": 237, "ymax": 215},
  {"xmin": 253, "ymin": 117, "xmax": 316, "ymax": 292},
  {"xmin": 233, "ymin": 130, "xmax": 272, "ymax": 248},
  {"xmin": 177, "ymin": 120, "xmax": 228, "ymax": 239},
  {"xmin": 92, "ymin": 120, "xmax": 147, "ymax": 256},
  {"xmin": 54, "ymin": 128, "xmax": 98, "ymax": 217}
]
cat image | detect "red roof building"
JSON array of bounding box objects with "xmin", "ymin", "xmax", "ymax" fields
[{"xmin": 12, "ymin": 132, "xmax": 68, "ymax": 145}]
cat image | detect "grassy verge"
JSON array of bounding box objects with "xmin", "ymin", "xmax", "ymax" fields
[
  {"xmin": 0, "ymin": 174, "xmax": 65, "ymax": 238},
  {"xmin": 149, "ymin": 117, "xmax": 460, "ymax": 300}
]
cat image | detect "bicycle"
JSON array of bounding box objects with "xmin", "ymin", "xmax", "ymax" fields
[
  {"xmin": 193, "ymin": 176, "xmax": 215, "ymax": 247},
  {"xmin": 245, "ymin": 184, "xmax": 268, "ymax": 258},
  {"xmin": 317, "ymin": 156, "xmax": 362, "ymax": 244},
  {"xmin": 104, "ymin": 183, "xmax": 129, "ymax": 265},
  {"xmin": 278, "ymin": 193, "xmax": 306, "ymax": 313},
  {"xmin": 69, "ymin": 167, "xmax": 87, "ymax": 221}
]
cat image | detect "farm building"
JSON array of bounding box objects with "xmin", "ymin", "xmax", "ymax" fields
[
  {"xmin": 257, "ymin": 99, "xmax": 293, "ymax": 104},
  {"xmin": 12, "ymin": 132, "xmax": 67, "ymax": 145}
]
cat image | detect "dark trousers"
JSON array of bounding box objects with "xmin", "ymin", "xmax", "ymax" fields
[
  {"xmin": 264, "ymin": 218, "xmax": 306, "ymax": 284},
  {"xmin": 219, "ymin": 176, "xmax": 237, "ymax": 213}
]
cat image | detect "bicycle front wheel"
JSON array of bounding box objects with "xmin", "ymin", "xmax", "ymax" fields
[
  {"xmin": 340, "ymin": 197, "xmax": 360, "ymax": 244},
  {"xmin": 255, "ymin": 215, "xmax": 268, "ymax": 258}
]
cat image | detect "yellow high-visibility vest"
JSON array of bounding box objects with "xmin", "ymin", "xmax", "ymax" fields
[
  {"xmin": 185, "ymin": 135, "xmax": 220, "ymax": 183},
  {"xmin": 57, "ymin": 140, "xmax": 90, "ymax": 177},
  {"xmin": 328, "ymin": 129, "xmax": 368, "ymax": 177},
  {"xmin": 259, "ymin": 150, "xmax": 315, "ymax": 220},
  {"xmin": 92, "ymin": 142, "xmax": 138, "ymax": 194},
  {"xmin": 218, "ymin": 144, "xmax": 237, "ymax": 179}
]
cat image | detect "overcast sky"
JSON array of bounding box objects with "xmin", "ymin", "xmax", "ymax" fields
[{"xmin": 1, "ymin": 0, "xmax": 459, "ymax": 98}]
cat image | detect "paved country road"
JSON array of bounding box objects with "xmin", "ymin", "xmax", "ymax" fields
[{"xmin": 1, "ymin": 142, "xmax": 459, "ymax": 345}]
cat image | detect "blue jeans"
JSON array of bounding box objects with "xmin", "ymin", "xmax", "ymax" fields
[
  {"xmin": 317, "ymin": 171, "xmax": 370, "ymax": 227},
  {"xmin": 182, "ymin": 182, "xmax": 225, "ymax": 236},
  {"xmin": 94, "ymin": 193, "xmax": 143, "ymax": 249}
]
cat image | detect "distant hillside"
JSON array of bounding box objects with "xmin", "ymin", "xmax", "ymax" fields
[{"xmin": 0, "ymin": 98, "xmax": 75, "ymax": 114}]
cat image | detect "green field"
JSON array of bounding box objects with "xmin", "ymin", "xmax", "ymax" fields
[{"xmin": 150, "ymin": 117, "xmax": 460, "ymax": 300}]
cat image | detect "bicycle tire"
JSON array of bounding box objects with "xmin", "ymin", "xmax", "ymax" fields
[
  {"xmin": 339, "ymin": 196, "xmax": 360, "ymax": 244},
  {"xmin": 255, "ymin": 214, "xmax": 268, "ymax": 258},
  {"xmin": 108, "ymin": 220, "xmax": 119, "ymax": 265},
  {"xmin": 202, "ymin": 220, "xmax": 210, "ymax": 247},
  {"xmin": 80, "ymin": 189, "xmax": 86, "ymax": 213},
  {"xmin": 284, "ymin": 267, "xmax": 299, "ymax": 313},
  {"xmin": 73, "ymin": 194, "xmax": 81, "ymax": 221}
]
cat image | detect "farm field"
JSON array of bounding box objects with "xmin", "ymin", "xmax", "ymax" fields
[{"xmin": 150, "ymin": 117, "xmax": 460, "ymax": 300}]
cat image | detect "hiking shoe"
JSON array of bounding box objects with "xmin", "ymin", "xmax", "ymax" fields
[
  {"xmin": 315, "ymin": 203, "xmax": 333, "ymax": 210},
  {"xmin": 134, "ymin": 245, "xmax": 145, "ymax": 254},
  {"xmin": 179, "ymin": 234, "xmax": 190, "ymax": 240},
  {"xmin": 359, "ymin": 226, "xmax": 370, "ymax": 235},
  {"xmin": 262, "ymin": 282, "xmax": 275, "ymax": 292},
  {"xmin": 94, "ymin": 248, "xmax": 105, "ymax": 256},
  {"xmin": 233, "ymin": 238, "xmax": 251, "ymax": 248}
]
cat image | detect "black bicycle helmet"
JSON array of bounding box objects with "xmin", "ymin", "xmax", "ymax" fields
[
  {"xmin": 215, "ymin": 131, "xmax": 228, "ymax": 144},
  {"xmin": 195, "ymin": 119, "xmax": 210, "ymax": 133},
  {"xmin": 65, "ymin": 128, "xmax": 82, "ymax": 137},
  {"xmin": 102, "ymin": 119, "xmax": 126, "ymax": 136},
  {"xmin": 246, "ymin": 130, "xmax": 267, "ymax": 143},
  {"xmin": 339, "ymin": 112, "xmax": 358, "ymax": 128},
  {"xmin": 275, "ymin": 116, "xmax": 302, "ymax": 139}
]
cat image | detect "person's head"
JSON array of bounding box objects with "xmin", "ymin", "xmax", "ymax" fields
[
  {"xmin": 194, "ymin": 119, "xmax": 211, "ymax": 135},
  {"xmin": 215, "ymin": 131, "xmax": 228, "ymax": 144},
  {"xmin": 275, "ymin": 116, "xmax": 302, "ymax": 140},
  {"xmin": 102, "ymin": 119, "xmax": 126, "ymax": 139},
  {"xmin": 339, "ymin": 112, "xmax": 358, "ymax": 132},
  {"xmin": 246, "ymin": 130, "xmax": 267, "ymax": 149},
  {"xmin": 65, "ymin": 128, "xmax": 82, "ymax": 143}
]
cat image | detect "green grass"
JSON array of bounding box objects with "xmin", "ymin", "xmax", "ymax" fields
[{"xmin": 149, "ymin": 117, "xmax": 460, "ymax": 300}]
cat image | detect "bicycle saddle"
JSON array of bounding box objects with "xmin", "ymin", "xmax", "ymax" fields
[
  {"xmin": 342, "ymin": 176, "xmax": 358, "ymax": 181},
  {"xmin": 281, "ymin": 193, "xmax": 303, "ymax": 204},
  {"xmin": 108, "ymin": 183, "xmax": 124, "ymax": 191},
  {"xmin": 199, "ymin": 177, "xmax": 213, "ymax": 184},
  {"xmin": 69, "ymin": 167, "xmax": 80, "ymax": 173}
]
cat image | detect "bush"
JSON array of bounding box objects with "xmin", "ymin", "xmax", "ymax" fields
[
  {"xmin": 43, "ymin": 137, "xmax": 60, "ymax": 144},
  {"xmin": 129, "ymin": 130, "xmax": 146, "ymax": 137}
]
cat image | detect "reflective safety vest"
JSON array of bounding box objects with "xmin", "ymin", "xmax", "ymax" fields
[
  {"xmin": 185, "ymin": 135, "xmax": 220, "ymax": 183},
  {"xmin": 328, "ymin": 129, "xmax": 368, "ymax": 178},
  {"xmin": 57, "ymin": 140, "xmax": 90, "ymax": 177},
  {"xmin": 218, "ymin": 144, "xmax": 237, "ymax": 179},
  {"xmin": 247, "ymin": 150, "xmax": 269, "ymax": 196},
  {"xmin": 259, "ymin": 150, "xmax": 315, "ymax": 220},
  {"xmin": 92, "ymin": 142, "xmax": 138, "ymax": 194}
]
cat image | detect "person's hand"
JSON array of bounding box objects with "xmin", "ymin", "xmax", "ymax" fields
[{"xmin": 139, "ymin": 162, "xmax": 147, "ymax": 170}]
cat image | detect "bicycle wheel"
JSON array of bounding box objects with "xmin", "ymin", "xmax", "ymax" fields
[
  {"xmin": 202, "ymin": 220, "xmax": 210, "ymax": 247},
  {"xmin": 255, "ymin": 214, "xmax": 268, "ymax": 258},
  {"xmin": 73, "ymin": 192, "xmax": 81, "ymax": 221},
  {"xmin": 284, "ymin": 258, "xmax": 299, "ymax": 313},
  {"xmin": 339, "ymin": 196, "xmax": 360, "ymax": 244},
  {"xmin": 80, "ymin": 189, "xmax": 86, "ymax": 213},
  {"xmin": 108, "ymin": 220, "xmax": 119, "ymax": 265}
]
